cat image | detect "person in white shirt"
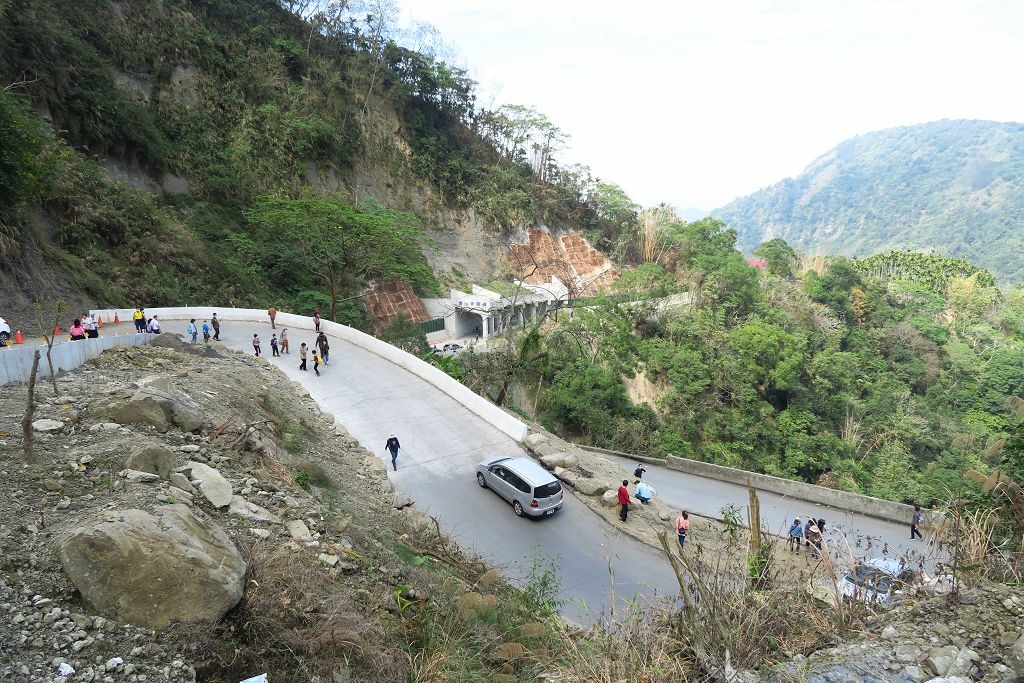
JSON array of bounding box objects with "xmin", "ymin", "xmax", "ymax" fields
[{"xmin": 83, "ymin": 313, "xmax": 99, "ymax": 339}]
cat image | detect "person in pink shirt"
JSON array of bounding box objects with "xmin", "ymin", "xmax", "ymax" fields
[
  {"xmin": 675, "ymin": 511, "xmax": 690, "ymax": 549},
  {"xmin": 69, "ymin": 319, "xmax": 86, "ymax": 341}
]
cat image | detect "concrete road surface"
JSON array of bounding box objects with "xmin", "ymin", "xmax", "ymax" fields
[{"xmin": 206, "ymin": 319, "xmax": 679, "ymax": 623}]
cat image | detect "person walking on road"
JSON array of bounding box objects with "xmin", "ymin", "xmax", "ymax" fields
[
  {"xmin": 911, "ymin": 505, "xmax": 924, "ymax": 540},
  {"xmin": 617, "ymin": 480, "xmax": 632, "ymax": 522},
  {"xmin": 316, "ymin": 332, "xmax": 330, "ymax": 365},
  {"xmin": 311, "ymin": 350, "xmax": 321, "ymax": 376},
  {"xmin": 385, "ymin": 434, "xmax": 401, "ymax": 471},
  {"xmin": 633, "ymin": 463, "xmax": 647, "ymax": 479},
  {"xmin": 187, "ymin": 319, "xmax": 198, "ymax": 344},
  {"xmin": 202, "ymin": 320, "xmax": 211, "ymax": 343},
  {"xmin": 313, "ymin": 309, "xmax": 321, "ymax": 332},
  {"xmin": 268, "ymin": 306, "xmax": 277, "ymax": 329},
  {"xmin": 675, "ymin": 511, "xmax": 690, "ymax": 549},
  {"xmin": 280, "ymin": 328, "xmax": 289, "ymax": 353},
  {"xmin": 270, "ymin": 334, "xmax": 280, "ymax": 357},
  {"xmin": 299, "ymin": 343, "xmax": 308, "ymax": 371},
  {"xmin": 252, "ymin": 333, "xmax": 262, "ymax": 357},
  {"xmin": 788, "ymin": 517, "xmax": 804, "ymax": 553},
  {"xmin": 211, "ymin": 313, "xmax": 221, "ymax": 341}
]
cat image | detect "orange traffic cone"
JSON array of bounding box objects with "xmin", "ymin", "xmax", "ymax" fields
[
  {"xmin": 97, "ymin": 317, "xmax": 103, "ymax": 329},
  {"xmin": 54, "ymin": 324, "xmax": 62, "ymax": 335},
  {"xmin": 15, "ymin": 329, "xmax": 22, "ymax": 344},
  {"xmin": 113, "ymin": 312, "xmax": 120, "ymax": 324}
]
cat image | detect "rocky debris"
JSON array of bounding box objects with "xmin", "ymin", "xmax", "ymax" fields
[
  {"xmin": 228, "ymin": 496, "xmax": 281, "ymax": 523},
  {"xmin": 169, "ymin": 471, "xmax": 193, "ymax": 492},
  {"xmin": 99, "ymin": 382, "xmax": 205, "ymax": 433},
  {"xmin": 286, "ymin": 519, "xmax": 314, "ymax": 542},
  {"xmin": 769, "ymin": 582, "xmax": 1024, "ymax": 683},
  {"xmin": 393, "ymin": 493, "xmax": 415, "ymax": 510},
  {"xmin": 32, "ymin": 418, "xmax": 65, "ymax": 432},
  {"xmin": 125, "ymin": 442, "xmax": 177, "ymax": 479},
  {"xmin": 121, "ymin": 468, "xmax": 161, "ymax": 484},
  {"xmin": 57, "ymin": 504, "xmax": 246, "ymax": 629},
  {"xmin": 186, "ymin": 461, "xmax": 232, "ymax": 508}
]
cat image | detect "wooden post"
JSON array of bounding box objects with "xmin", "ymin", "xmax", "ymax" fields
[{"xmin": 21, "ymin": 349, "xmax": 41, "ymax": 462}]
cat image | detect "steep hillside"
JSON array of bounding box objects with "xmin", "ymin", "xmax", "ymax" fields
[
  {"xmin": 715, "ymin": 120, "xmax": 1024, "ymax": 282},
  {"xmin": 0, "ymin": 0, "xmax": 612, "ymax": 327}
]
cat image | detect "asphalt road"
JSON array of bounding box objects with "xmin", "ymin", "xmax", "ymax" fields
[
  {"xmin": 603, "ymin": 454, "xmax": 941, "ymax": 569},
  {"xmin": 204, "ymin": 319, "xmax": 679, "ymax": 624}
]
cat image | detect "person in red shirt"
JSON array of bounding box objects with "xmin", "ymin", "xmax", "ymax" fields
[{"xmin": 617, "ymin": 479, "xmax": 632, "ymax": 522}]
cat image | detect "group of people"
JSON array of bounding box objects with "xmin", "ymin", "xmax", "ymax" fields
[
  {"xmin": 68, "ymin": 312, "xmax": 100, "ymax": 341},
  {"xmin": 615, "ymin": 463, "xmax": 690, "ymax": 549},
  {"xmin": 131, "ymin": 308, "xmax": 174, "ymax": 336},
  {"xmin": 186, "ymin": 316, "xmax": 221, "ymax": 344},
  {"xmin": 787, "ymin": 517, "xmax": 828, "ymax": 558},
  {"xmin": 251, "ymin": 326, "xmax": 331, "ymax": 378}
]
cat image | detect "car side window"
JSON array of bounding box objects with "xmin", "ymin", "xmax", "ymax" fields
[
  {"xmin": 507, "ymin": 472, "xmax": 531, "ymax": 493},
  {"xmin": 491, "ymin": 466, "xmax": 508, "ymax": 482}
]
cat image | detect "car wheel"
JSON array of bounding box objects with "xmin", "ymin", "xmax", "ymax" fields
[
  {"xmin": 513, "ymin": 501, "xmax": 525, "ymax": 517},
  {"xmin": 476, "ymin": 472, "xmax": 487, "ymax": 488}
]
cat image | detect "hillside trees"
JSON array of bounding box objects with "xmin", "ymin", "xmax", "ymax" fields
[{"xmin": 244, "ymin": 194, "xmax": 434, "ymax": 319}]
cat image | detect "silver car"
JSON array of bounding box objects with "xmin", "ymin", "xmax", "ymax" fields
[{"xmin": 476, "ymin": 456, "xmax": 563, "ymax": 518}]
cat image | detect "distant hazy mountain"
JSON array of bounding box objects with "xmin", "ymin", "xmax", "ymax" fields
[{"xmin": 714, "ymin": 120, "xmax": 1024, "ymax": 282}]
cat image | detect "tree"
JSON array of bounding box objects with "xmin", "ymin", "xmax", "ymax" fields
[
  {"xmin": 753, "ymin": 238, "xmax": 797, "ymax": 277},
  {"xmin": 245, "ymin": 195, "xmax": 434, "ymax": 319},
  {"xmin": 35, "ymin": 299, "xmax": 66, "ymax": 396}
]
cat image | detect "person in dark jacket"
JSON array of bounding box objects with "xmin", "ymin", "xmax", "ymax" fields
[
  {"xmin": 385, "ymin": 434, "xmax": 401, "ymax": 471},
  {"xmin": 316, "ymin": 332, "xmax": 330, "ymax": 365}
]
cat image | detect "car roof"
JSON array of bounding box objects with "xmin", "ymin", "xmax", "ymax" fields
[
  {"xmin": 860, "ymin": 557, "xmax": 904, "ymax": 575},
  {"xmin": 481, "ymin": 456, "xmax": 557, "ymax": 485}
]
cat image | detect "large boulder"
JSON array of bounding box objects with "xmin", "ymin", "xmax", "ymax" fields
[
  {"xmin": 571, "ymin": 477, "xmax": 610, "ymax": 497},
  {"xmin": 523, "ymin": 433, "xmax": 549, "ymax": 451},
  {"xmin": 125, "ymin": 442, "xmax": 177, "ymax": 479},
  {"xmin": 187, "ymin": 462, "xmax": 233, "ymax": 508},
  {"xmin": 57, "ymin": 505, "xmax": 246, "ymax": 629},
  {"xmin": 100, "ymin": 386, "xmax": 204, "ymax": 433}
]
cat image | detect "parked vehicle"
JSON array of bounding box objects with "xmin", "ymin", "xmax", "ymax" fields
[
  {"xmin": 838, "ymin": 557, "xmax": 911, "ymax": 604},
  {"xmin": 443, "ymin": 342, "xmax": 462, "ymax": 352},
  {"xmin": 476, "ymin": 456, "xmax": 563, "ymax": 518},
  {"xmin": 0, "ymin": 316, "xmax": 10, "ymax": 347}
]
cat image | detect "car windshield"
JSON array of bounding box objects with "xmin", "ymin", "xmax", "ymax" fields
[{"xmin": 534, "ymin": 481, "xmax": 561, "ymax": 498}]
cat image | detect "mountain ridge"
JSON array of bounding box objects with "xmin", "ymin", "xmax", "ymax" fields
[{"xmin": 714, "ymin": 119, "xmax": 1024, "ymax": 282}]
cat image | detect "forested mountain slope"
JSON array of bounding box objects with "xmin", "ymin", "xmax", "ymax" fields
[
  {"xmin": 0, "ymin": 0, "xmax": 610, "ymax": 325},
  {"xmin": 715, "ymin": 120, "xmax": 1024, "ymax": 282}
]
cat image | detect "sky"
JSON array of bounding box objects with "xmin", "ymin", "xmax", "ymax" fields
[{"xmin": 398, "ymin": 0, "xmax": 1024, "ymax": 211}]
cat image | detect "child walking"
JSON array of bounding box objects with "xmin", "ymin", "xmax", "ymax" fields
[
  {"xmin": 270, "ymin": 334, "xmax": 280, "ymax": 357},
  {"xmin": 299, "ymin": 343, "xmax": 308, "ymax": 371},
  {"xmin": 252, "ymin": 334, "xmax": 261, "ymax": 357},
  {"xmin": 311, "ymin": 350, "xmax": 321, "ymax": 376}
]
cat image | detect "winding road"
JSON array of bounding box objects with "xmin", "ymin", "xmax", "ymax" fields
[{"xmin": 76, "ymin": 313, "xmax": 939, "ymax": 622}]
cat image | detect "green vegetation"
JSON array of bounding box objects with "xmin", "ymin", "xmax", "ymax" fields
[
  {"xmin": 715, "ymin": 120, "xmax": 1024, "ymax": 283},
  {"xmin": 0, "ymin": 0, "xmax": 621, "ymax": 325},
  {"xmin": 461, "ymin": 226, "xmax": 1024, "ymax": 507}
]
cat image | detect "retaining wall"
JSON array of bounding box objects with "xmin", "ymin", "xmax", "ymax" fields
[
  {"xmin": 0, "ymin": 333, "xmax": 153, "ymax": 386},
  {"xmin": 581, "ymin": 445, "xmax": 912, "ymax": 524},
  {"xmin": 90, "ymin": 307, "xmax": 529, "ymax": 442}
]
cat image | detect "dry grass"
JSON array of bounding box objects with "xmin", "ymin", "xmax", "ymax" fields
[{"xmin": 176, "ymin": 539, "xmax": 410, "ymax": 683}]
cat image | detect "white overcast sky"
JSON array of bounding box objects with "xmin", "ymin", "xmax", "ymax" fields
[{"xmin": 398, "ymin": 0, "xmax": 1023, "ymax": 210}]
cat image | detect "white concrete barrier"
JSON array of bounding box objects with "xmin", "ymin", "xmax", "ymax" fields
[
  {"xmin": 90, "ymin": 307, "xmax": 530, "ymax": 442},
  {"xmin": 0, "ymin": 333, "xmax": 153, "ymax": 386}
]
